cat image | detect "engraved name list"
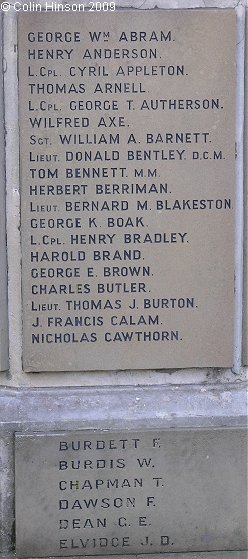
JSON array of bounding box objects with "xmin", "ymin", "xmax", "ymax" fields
[{"xmin": 18, "ymin": 10, "xmax": 236, "ymax": 371}]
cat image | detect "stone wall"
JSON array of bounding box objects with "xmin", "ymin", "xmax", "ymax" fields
[{"xmin": 0, "ymin": 1, "xmax": 247, "ymax": 557}]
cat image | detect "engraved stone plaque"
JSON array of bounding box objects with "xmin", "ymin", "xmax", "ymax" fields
[
  {"xmin": 18, "ymin": 10, "xmax": 236, "ymax": 371},
  {"xmin": 15, "ymin": 429, "xmax": 247, "ymax": 557}
]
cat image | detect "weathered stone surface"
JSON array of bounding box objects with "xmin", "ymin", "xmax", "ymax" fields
[
  {"xmin": 2, "ymin": 552, "xmax": 248, "ymax": 559},
  {"xmin": 0, "ymin": 14, "xmax": 9, "ymax": 372},
  {"xmin": 243, "ymin": 11, "xmax": 248, "ymax": 365}
]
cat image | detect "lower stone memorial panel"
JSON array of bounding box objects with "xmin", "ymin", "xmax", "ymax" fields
[{"xmin": 15, "ymin": 428, "xmax": 247, "ymax": 557}]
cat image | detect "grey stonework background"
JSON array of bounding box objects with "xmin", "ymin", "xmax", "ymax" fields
[
  {"xmin": 0, "ymin": 0, "xmax": 247, "ymax": 386},
  {"xmin": 0, "ymin": 1, "xmax": 247, "ymax": 558}
]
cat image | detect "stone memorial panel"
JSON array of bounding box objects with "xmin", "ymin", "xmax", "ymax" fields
[
  {"xmin": 18, "ymin": 10, "xmax": 236, "ymax": 371},
  {"xmin": 15, "ymin": 428, "xmax": 247, "ymax": 557}
]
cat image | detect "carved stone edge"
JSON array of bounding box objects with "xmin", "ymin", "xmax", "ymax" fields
[
  {"xmin": 0, "ymin": 383, "xmax": 246, "ymax": 427},
  {"xmin": 243, "ymin": 8, "xmax": 248, "ymax": 365},
  {"xmin": 0, "ymin": 13, "xmax": 9, "ymax": 372},
  {"xmin": 1, "ymin": 552, "xmax": 248, "ymax": 559}
]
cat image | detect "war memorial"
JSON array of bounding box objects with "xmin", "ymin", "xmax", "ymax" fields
[{"xmin": 0, "ymin": 1, "xmax": 247, "ymax": 558}]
